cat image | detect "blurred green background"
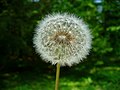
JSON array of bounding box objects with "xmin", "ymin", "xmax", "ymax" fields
[{"xmin": 0, "ymin": 0, "xmax": 120, "ymax": 90}]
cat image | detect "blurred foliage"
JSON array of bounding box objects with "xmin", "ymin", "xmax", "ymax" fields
[
  {"xmin": 0, "ymin": 0, "xmax": 120, "ymax": 89},
  {"xmin": 103, "ymin": 0, "xmax": 120, "ymax": 56},
  {"xmin": 0, "ymin": 63, "xmax": 120, "ymax": 90}
]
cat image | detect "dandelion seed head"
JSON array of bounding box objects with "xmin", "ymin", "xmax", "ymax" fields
[{"xmin": 33, "ymin": 13, "xmax": 92, "ymax": 66}]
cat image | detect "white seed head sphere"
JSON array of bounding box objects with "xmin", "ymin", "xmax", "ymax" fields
[{"xmin": 33, "ymin": 13, "xmax": 92, "ymax": 66}]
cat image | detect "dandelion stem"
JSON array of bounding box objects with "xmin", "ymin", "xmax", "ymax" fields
[{"xmin": 55, "ymin": 63, "xmax": 60, "ymax": 90}]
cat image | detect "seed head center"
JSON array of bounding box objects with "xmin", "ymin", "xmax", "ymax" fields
[
  {"xmin": 58, "ymin": 35, "xmax": 66, "ymax": 40},
  {"xmin": 50, "ymin": 31, "xmax": 75, "ymax": 45}
]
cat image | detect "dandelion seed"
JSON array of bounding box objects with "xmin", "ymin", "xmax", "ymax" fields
[{"xmin": 33, "ymin": 13, "xmax": 92, "ymax": 66}]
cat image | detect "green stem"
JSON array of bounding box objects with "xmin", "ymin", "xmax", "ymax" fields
[{"xmin": 55, "ymin": 63, "xmax": 60, "ymax": 90}]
